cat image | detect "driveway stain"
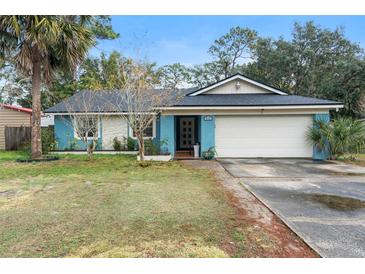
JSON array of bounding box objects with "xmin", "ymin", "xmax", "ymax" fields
[{"xmin": 302, "ymin": 193, "xmax": 365, "ymax": 211}]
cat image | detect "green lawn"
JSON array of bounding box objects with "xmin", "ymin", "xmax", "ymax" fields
[
  {"xmin": 339, "ymin": 153, "xmax": 365, "ymax": 167},
  {"xmin": 0, "ymin": 151, "xmax": 284, "ymax": 258}
]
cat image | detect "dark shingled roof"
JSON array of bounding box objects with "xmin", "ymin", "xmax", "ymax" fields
[{"xmin": 45, "ymin": 89, "xmax": 342, "ymax": 113}]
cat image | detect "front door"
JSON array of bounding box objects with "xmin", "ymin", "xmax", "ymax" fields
[{"xmin": 178, "ymin": 117, "xmax": 196, "ymax": 149}]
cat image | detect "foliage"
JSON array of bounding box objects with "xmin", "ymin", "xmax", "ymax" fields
[
  {"xmin": 111, "ymin": 59, "xmax": 175, "ymax": 160},
  {"xmin": 41, "ymin": 127, "xmax": 57, "ymax": 154},
  {"xmin": 89, "ymin": 16, "xmax": 119, "ymax": 40},
  {"xmin": 0, "ymin": 15, "xmax": 119, "ymax": 110},
  {"xmin": 143, "ymin": 139, "xmax": 169, "ymax": 155},
  {"xmin": 112, "ymin": 137, "xmax": 123, "ymax": 151},
  {"xmin": 78, "ymin": 51, "xmax": 127, "ymax": 90},
  {"xmin": 208, "ymin": 26, "xmax": 257, "ymax": 78},
  {"xmin": 18, "ymin": 140, "xmax": 31, "ymax": 155},
  {"xmin": 66, "ymin": 136, "xmax": 79, "ymax": 151},
  {"xmin": 0, "ymin": 16, "xmax": 97, "ymax": 158},
  {"xmin": 144, "ymin": 139, "xmax": 159, "ymax": 155},
  {"xmin": 307, "ymin": 117, "xmax": 365, "ymax": 159},
  {"xmin": 189, "ymin": 62, "xmax": 223, "ymax": 88},
  {"xmin": 202, "ymin": 147, "xmax": 217, "ymax": 160},
  {"xmin": 64, "ymin": 91, "xmax": 102, "ymax": 160},
  {"xmin": 127, "ymin": 136, "xmax": 137, "ymax": 151},
  {"xmin": 243, "ymin": 21, "xmax": 365, "ymax": 117},
  {"xmin": 158, "ymin": 63, "xmax": 191, "ymax": 89},
  {"xmin": 0, "ymin": 59, "xmax": 31, "ymax": 104}
]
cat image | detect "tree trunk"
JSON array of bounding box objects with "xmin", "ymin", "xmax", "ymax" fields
[
  {"xmin": 137, "ymin": 135, "xmax": 145, "ymax": 161},
  {"xmin": 31, "ymin": 58, "xmax": 42, "ymax": 159},
  {"xmin": 87, "ymin": 144, "xmax": 93, "ymax": 160}
]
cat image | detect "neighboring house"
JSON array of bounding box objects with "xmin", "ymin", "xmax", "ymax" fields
[
  {"xmin": 45, "ymin": 73, "xmax": 343, "ymax": 159},
  {"xmin": 0, "ymin": 103, "xmax": 32, "ymax": 150},
  {"xmin": 41, "ymin": 114, "xmax": 54, "ymax": 127}
]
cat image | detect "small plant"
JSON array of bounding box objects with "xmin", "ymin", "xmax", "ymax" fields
[
  {"xmin": 18, "ymin": 140, "xmax": 31, "ymax": 156},
  {"xmin": 202, "ymin": 147, "xmax": 216, "ymax": 160},
  {"xmin": 67, "ymin": 138, "xmax": 78, "ymax": 151},
  {"xmin": 144, "ymin": 139, "xmax": 159, "ymax": 155},
  {"xmin": 112, "ymin": 137, "xmax": 123, "ymax": 151},
  {"xmin": 41, "ymin": 127, "xmax": 57, "ymax": 154},
  {"xmin": 127, "ymin": 137, "xmax": 137, "ymax": 151},
  {"xmin": 138, "ymin": 161, "xmax": 151, "ymax": 168}
]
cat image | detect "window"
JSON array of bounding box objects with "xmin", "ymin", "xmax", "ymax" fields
[
  {"xmin": 133, "ymin": 120, "xmax": 154, "ymax": 138},
  {"xmin": 75, "ymin": 117, "xmax": 99, "ymax": 139}
]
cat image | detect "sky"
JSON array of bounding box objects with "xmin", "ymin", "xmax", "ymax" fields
[{"xmin": 92, "ymin": 16, "xmax": 365, "ymax": 66}]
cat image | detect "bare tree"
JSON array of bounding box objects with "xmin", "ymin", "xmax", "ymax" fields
[
  {"xmin": 112, "ymin": 59, "xmax": 178, "ymax": 161},
  {"xmin": 64, "ymin": 91, "xmax": 102, "ymax": 160}
]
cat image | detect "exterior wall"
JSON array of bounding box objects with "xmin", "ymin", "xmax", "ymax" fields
[
  {"xmin": 154, "ymin": 116, "xmax": 161, "ymax": 146},
  {"xmin": 101, "ymin": 116, "xmax": 128, "ymax": 149},
  {"xmin": 204, "ymin": 79, "xmax": 271, "ymax": 95},
  {"xmin": 312, "ymin": 113, "xmax": 330, "ymax": 160},
  {"xmin": 54, "ymin": 115, "xmax": 102, "ymax": 150},
  {"xmin": 0, "ymin": 107, "xmax": 31, "ymax": 150},
  {"xmin": 200, "ymin": 115, "xmax": 215, "ymax": 156},
  {"xmin": 159, "ymin": 115, "xmax": 175, "ymax": 155}
]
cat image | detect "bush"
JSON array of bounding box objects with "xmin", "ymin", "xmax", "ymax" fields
[
  {"xmin": 18, "ymin": 140, "xmax": 31, "ymax": 155},
  {"xmin": 127, "ymin": 137, "xmax": 137, "ymax": 151},
  {"xmin": 113, "ymin": 137, "xmax": 123, "ymax": 151},
  {"xmin": 307, "ymin": 117, "xmax": 365, "ymax": 159},
  {"xmin": 42, "ymin": 126, "xmax": 57, "ymax": 154},
  {"xmin": 144, "ymin": 139, "xmax": 159, "ymax": 155},
  {"xmin": 202, "ymin": 147, "xmax": 216, "ymax": 160}
]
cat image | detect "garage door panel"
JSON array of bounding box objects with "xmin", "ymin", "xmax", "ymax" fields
[{"xmin": 215, "ymin": 115, "xmax": 312, "ymax": 158}]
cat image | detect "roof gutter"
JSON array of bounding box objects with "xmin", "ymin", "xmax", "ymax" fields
[{"xmin": 159, "ymin": 104, "xmax": 344, "ymax": 110}]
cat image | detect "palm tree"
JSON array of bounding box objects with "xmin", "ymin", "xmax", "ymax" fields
[
  {"xmin": 307, "ymin": 117, "xmax": 365, "ymax": 159},
  {"xmin": 0, "ymin": 16, "xmax": 94, "ymax": 158}
]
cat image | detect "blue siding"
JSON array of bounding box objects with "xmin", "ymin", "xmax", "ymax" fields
[
  {"xmin": 159, "ymin": 115, "xmax": 175, "ymax": 155},
  {"xmin": 312, "ymin": 113, "xmax": 330, "ymax": 160},
  {"xmin": 54, "ymin": 115, "xmax": 102, "ymax": 150},
  {"xmin": 200, "ymin": 115, "xmax": 215, "ymax": 156}
]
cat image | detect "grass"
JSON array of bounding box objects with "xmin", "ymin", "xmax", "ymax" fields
[
  {"xmin": 339, "ymin": 153, "xmax": 365, "ymax": 167},
  {"xmin": 0, "ymin": 151, "xmax": 282, "ymax": 258}
]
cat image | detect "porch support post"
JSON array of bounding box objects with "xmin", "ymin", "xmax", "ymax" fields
[
  {"xmin": 312, "ymin": 113, "xmax": 330, "ymax": 160},
  {"xmin": 159, "ymin": 115, "xmax": 175, "ymax": 156},
  {"xmin": 200, "ymin": 115, "xmax": 215, "ymax": 157}
]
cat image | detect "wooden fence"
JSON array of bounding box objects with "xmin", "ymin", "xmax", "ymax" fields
[{"xmin": 5, "ymin": 126, "xmax": 31, "ymax": 150}]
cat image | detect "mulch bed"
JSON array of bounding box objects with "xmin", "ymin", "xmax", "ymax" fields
[{"xmin": 16, "ymin": 156, "xmax": 59, "ymax": 163}]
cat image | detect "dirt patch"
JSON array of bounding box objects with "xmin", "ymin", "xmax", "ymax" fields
[{"xmin": 182, "ymin": 160, "xmax": 318, "ymax": 258}]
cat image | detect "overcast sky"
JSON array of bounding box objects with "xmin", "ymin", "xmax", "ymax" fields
[{"xmin": 91, "ymin": 16, "xmax": 365, "ymax": 66}]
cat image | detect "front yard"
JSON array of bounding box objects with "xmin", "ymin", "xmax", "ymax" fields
[{"xmin": 0, "ymin": 152, "xmax": 313, "ymax": 257}]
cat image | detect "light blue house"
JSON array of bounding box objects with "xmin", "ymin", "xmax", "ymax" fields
[{"xmin": 45, "ymin": 74, "xmax": 343, "ymax": 159}]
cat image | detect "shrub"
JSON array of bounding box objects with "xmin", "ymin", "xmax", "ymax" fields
[
  {"xmin": 127, "ymin": 137, "xmax": 137, "ymax": 151},
  {"xmin": 41, "ymin": 126, "xmax": 57, "ymax": 154},
  {"xmin": 202, "ymin": 147, "xmax": 216, "ymax": 160},
  {"xmin": 18, "ymin": 140, "xmax": 31, "ymax": 155},
  {"xmin": 112, "ymin": 137, "xmax": 123, "ymax": 151},
  {"xmin": 307, "ymin": 117, "xmax": 365, "ymax": 159},
  {"xmin": 144, "ymin": 139, "xmax": 159, "ymax": 155}
]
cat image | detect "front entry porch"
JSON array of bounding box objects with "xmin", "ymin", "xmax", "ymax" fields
[
  {"xmin": 175, "ymin": 116, "xmax": 199, "ymax": 159},
  {"xmin": 159, "ymin": 114, "xmax": 215, "ymax": 159}
]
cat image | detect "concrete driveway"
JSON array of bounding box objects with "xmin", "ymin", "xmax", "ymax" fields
[{"xmin": 218, "ymin": 159, "xmax": 365, "ymax": 258}]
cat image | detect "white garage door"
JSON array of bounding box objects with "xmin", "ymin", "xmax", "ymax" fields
[{"xmin": 215, "ymin": 115, "xmax": 313, "ymax": 158}]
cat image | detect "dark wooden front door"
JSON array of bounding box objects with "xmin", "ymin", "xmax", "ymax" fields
[{"xmin": 178, "ymin": 117, "xmax": 196, "ymax": 150}]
